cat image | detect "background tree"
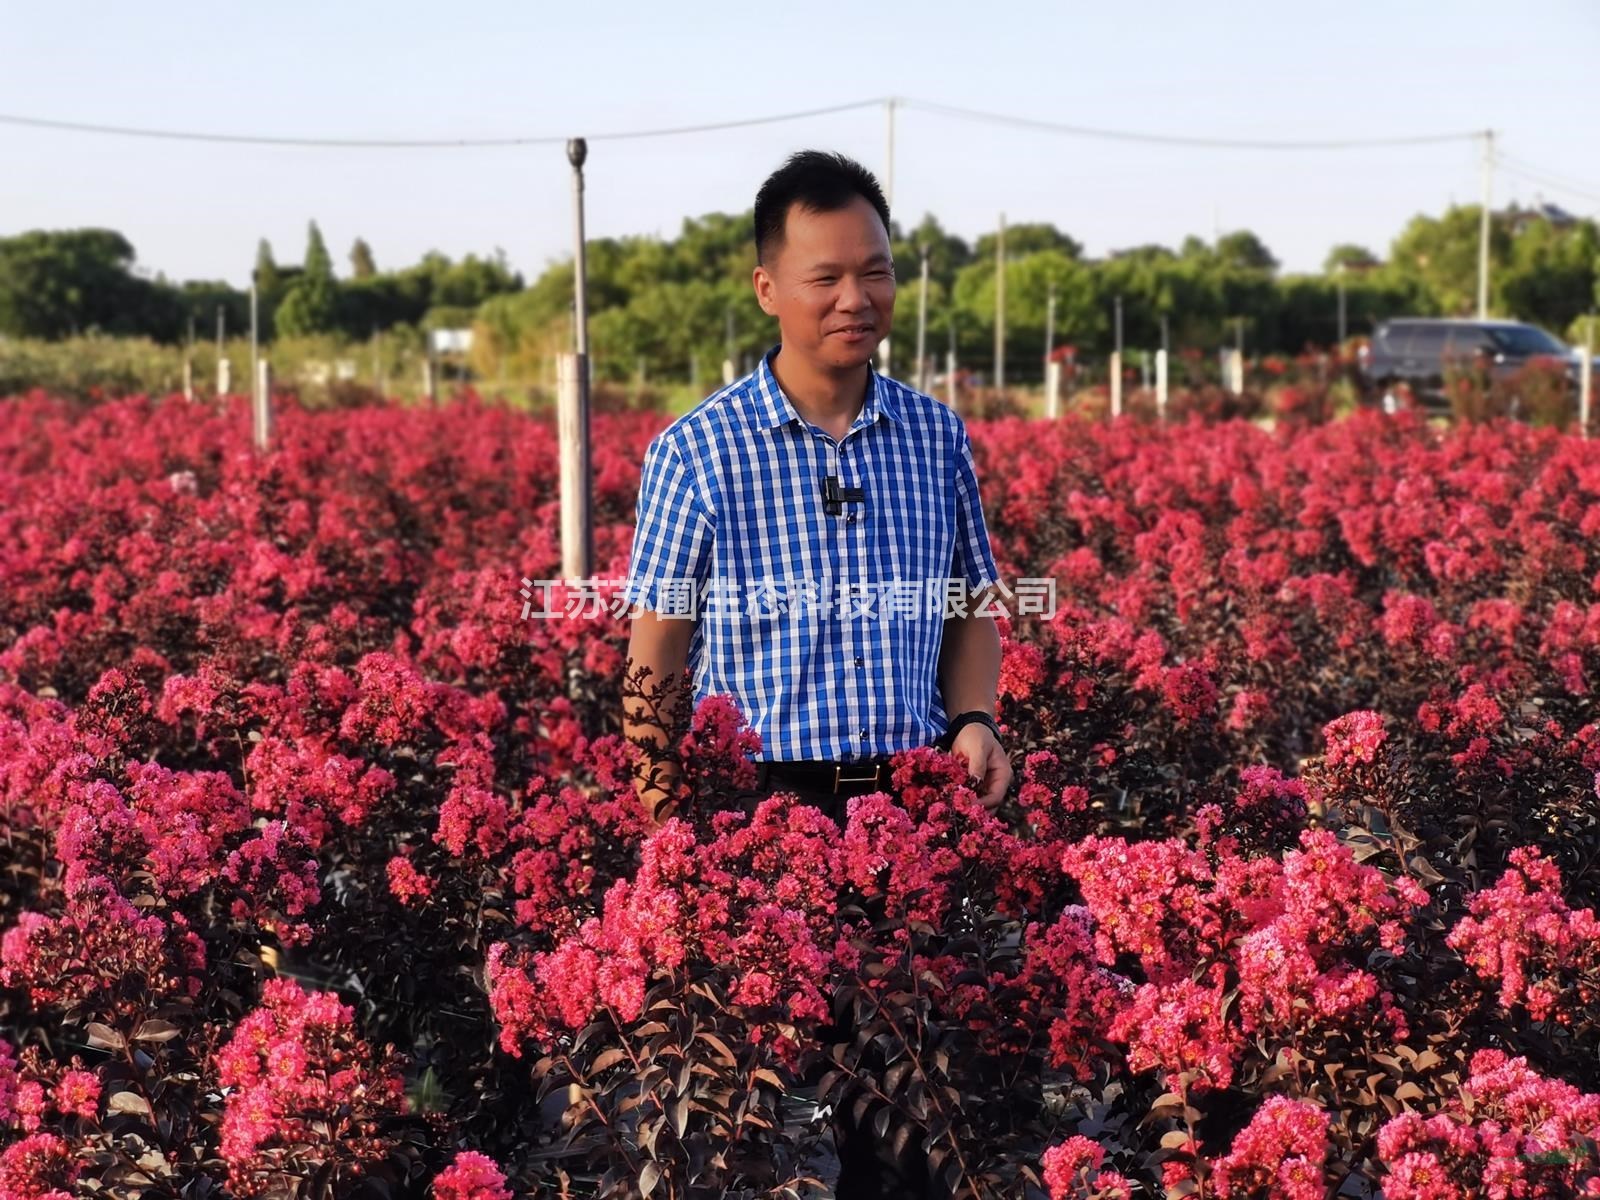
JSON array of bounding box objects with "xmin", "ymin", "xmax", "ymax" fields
[
  {"xmin": 275, "ymin": 221, "xmax": 340, "ymax": 338},
  {"xmin": 1324, "ymin": 243, "xmax": 1381, "ymax": 272},
  {"xmin": 349, "ymin": 238, "xmax": 377, "ymax": 281},
  {"xmin": 1387, "ymin": 205, "xmax": 1513, "ymax": 316},
  {"xmin": 0, "ymin": 229, "xmax": 152, "ymax": 339}
]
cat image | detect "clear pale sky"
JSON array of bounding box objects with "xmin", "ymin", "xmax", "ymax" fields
[{"xmin": 3, "ymin": 0, "xmax": 1595, "ymax": 287}]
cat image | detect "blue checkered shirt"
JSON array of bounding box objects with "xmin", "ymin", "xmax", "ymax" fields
[{"xmin": 623, "ymin": 346, "xmax": 1000, "ymax": 763}]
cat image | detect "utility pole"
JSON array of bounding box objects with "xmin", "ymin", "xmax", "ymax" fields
[
  {"xmin": 916, "ymin": 241, "xmax": 930, "ymax": 394},
  {"xmin": 1045, "ymin": 280, "xmax": 1057, "ymax": 372},
  {"xmin": 947, "ymin": 317, "xmax": 958, "ymax": 412},
  {"xmin": 1477, "ymin": 129, "xmax": 1494, "ymax": 320},
  {"xmin": 249, "ymin": 281, "xmax": 259, "ymax": 422},
  {"xmin": 879, "ymin": 97, "xmax": 897, "ymax": 379},
  {"xmin": 561, "ymin": 137, "xmax": 594, "ymax": 583},
  {"xmin": 994, "ymin": 212, "xmax": 1006, "ymax": 392},
  {"xmin": 1336, "ymin": 262, "xmax": 1348, "ymax": 346},
  {"xmin": 1110, "ymin": 295, "xmax": 1124, "ymax": 421},
  {"xmin": 884, "ymin": 96, "xmax": 896, "ymax": 213}
]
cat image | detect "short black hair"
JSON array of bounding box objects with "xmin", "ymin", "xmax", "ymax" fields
[{"xmin": 753, "ymin": 150, "xmax": 891, "ymax": 266}]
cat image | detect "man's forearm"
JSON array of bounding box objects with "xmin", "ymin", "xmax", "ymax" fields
[
  {"xmin": 622, "ymin": 615, "xmax": 695, "ymax": 816},
  {"xmin": 938, "ymin": 610, "xmax": 1001, "ymax": 718}
]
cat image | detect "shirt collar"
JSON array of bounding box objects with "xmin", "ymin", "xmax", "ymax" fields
[{"xmin": 746, "ymin": 344, "xmax": 902, "ymax": 432}]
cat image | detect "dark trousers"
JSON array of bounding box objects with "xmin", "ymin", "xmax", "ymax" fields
[{"xmin": 742, "ymin": 758, "xmax": 934, "ymax": 1200}]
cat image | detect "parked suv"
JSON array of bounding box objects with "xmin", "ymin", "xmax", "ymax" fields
[{"xmin": 1358, "ymin": 318, "xmax": 1581, "ymax": 412}]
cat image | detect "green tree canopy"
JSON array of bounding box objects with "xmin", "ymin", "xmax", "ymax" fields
[
  {"xmin": 275, "ymin": 221, "xmax": 340, "ymax": 337},
  {"xmin": 350, "ymin": 238, "xmax": 377, "ymax": 280}
]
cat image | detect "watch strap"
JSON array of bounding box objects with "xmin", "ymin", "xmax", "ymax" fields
[{"xmin": 940, "ymin": 710, "xmax": 1002, "ymax": 748}]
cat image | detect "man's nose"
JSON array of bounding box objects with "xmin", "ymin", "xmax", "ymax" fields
[{"xmin": 835, "ymin": 274, "xmax": 870, "ymax": 313}]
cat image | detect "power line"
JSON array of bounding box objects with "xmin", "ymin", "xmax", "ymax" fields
[
  {"xmin": 899, "ymin": 98, "xmax": 1482, "ymax": 151},
  {"xmin": 0, "ymin": 100, "xmax": 888, "ymax": 149},
  {"xmin": 1494, "ymin": 153, "xmax": 1600, "ymax": 209},
  {"xmin": 0, "ymin": 95, "xmax": 1483, "ymax": 153}
]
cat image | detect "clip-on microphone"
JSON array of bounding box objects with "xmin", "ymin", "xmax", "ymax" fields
[{"xmin": 821, "ymin": 474, "xmax": 866, "ymax": 517}]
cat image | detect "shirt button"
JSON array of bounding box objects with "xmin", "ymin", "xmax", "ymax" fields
[
  {"xmin": 859, "ymin": 728, "xmax": 868, "ymax": 739},
  {"xmin": 854, "ymin": 656, "xmax": 863, "ymax": 667},
  {"xmin": 847, "ymin": 514, "xmax": 858, "ymax": 524}
]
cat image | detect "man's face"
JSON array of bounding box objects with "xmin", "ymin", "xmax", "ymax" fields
[{"xmin": 753, "ymin": 195, "xmax": 896, "ymax": 374}]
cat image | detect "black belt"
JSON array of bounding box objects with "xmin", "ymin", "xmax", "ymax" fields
[{"xmin": 756, "ymin": 757, "xmax": 894, "ymax": 795}]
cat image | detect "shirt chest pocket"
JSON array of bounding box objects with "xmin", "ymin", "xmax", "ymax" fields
[{"xmin": 872, "ymin": 463, "xmax": 954, "ymax": 591}]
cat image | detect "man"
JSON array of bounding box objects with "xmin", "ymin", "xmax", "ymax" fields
[
  {"xmin": 619, "ymin": 149, "xmax": 1010, "ymax": 1200},
  {"xmin": 622, "ymin": 150, "xmax": 1011, "ymax": 823}
]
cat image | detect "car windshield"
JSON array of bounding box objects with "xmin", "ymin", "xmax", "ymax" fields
[{"xmin": 1488, "ymin": 325, "xmax": 1567, "ymax": 356}]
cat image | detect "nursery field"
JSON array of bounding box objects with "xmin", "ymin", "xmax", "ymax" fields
[{"xmin": 2, "ymin": 390, "xmax": 1600, "ymax": 1198}]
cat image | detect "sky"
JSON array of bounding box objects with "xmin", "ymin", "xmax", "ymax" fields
[{"xmin": 3, "ymin": 0, "xmax": 1596, "ymax": 288}]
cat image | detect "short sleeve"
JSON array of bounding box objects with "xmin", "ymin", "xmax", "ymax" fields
[
  {"xmin": 952, "ymin": 419, "xmax": 1000, "ymax": 593},
  {"xmin": 623, "ymin": 433, "xmax": 715, "ymax": 611}
]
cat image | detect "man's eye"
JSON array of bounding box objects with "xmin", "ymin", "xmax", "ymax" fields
[{"xmin": 814, "ymin": 276, "xmax": 837, "ymax": 285}]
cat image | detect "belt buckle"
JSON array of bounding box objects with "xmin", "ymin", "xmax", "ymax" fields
[{"xmin": 833, "ymin": 762, "xmax": 882, "ymax": 793}]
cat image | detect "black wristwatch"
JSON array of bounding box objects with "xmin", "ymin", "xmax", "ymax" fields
[{"xmin": 939, "ymin": 710, "xmax": 1002, "ymax": 749}]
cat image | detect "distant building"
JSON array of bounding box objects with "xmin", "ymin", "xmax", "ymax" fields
[{"xmin": 1501, "ymin": 199, "xmax": 1578, "ymax": 236}]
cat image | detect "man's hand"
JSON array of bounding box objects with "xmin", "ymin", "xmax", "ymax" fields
[{"xmin": 949, "ymin": 722, "xmax": 1012, "ymax": 810}]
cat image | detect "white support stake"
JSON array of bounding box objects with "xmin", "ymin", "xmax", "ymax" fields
[
  {"xmin": 1581, "ymin": 345, "xmax": 1593, "ymax": 439},
  {"xmin": 253, "ymin": 361, "xmax": 273, "ymax": 452},
  {"xmin": 1045, "ymin": 360, "xmax": 1062, "ymax": 420},
  {"xmin": 1156, "ymin": 349, "xmax": 1169, "ymax": 422},
  {"xmin": 1109, "ymin": 351, "xmax": 1123, "ymax": 420}
]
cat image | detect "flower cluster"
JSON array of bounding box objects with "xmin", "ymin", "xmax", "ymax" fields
[
  {"xmin": 432, "ymin": 1151, "xmax": 512, "ymax": 1200},
  {"xmin": 213, "ymin": 978, "xmax": 407, "ymax": 1194},
  {"xmin": 1042, "ymin": 1134, "xmax": 1137, "ymax": 1199},
  {"xmin": 1376, "ymin": 1050, "xmax": 1600, "ymax": 1197},
  {"xmin": 0, "ymin": 877, "xmax": 205, "ymax": 1018},
  {"xmin": 1208, "ymin": 1097, "xmax": 1329, "ymax": 1198},
  {"xmin": 1447, "ymin": 846, "xmax": 1600, "ymax": 1025}
]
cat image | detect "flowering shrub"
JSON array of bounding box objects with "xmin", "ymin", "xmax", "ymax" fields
[
  {"xmin": 1375, "ymin": 1050, "xmax": 1600, "ymax": 1197},
  {"xmin": 214, "ymin": 977, "xmax": 408, "ymax": 1195},
  {"xmin": 2, "ymin": 391, "xmax": 1600, "ymax": 1195}
]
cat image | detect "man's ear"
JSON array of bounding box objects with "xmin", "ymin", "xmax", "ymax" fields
[{"xmin": 752, "ymin": 265, "xmax": 778, "ymax": 318}]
